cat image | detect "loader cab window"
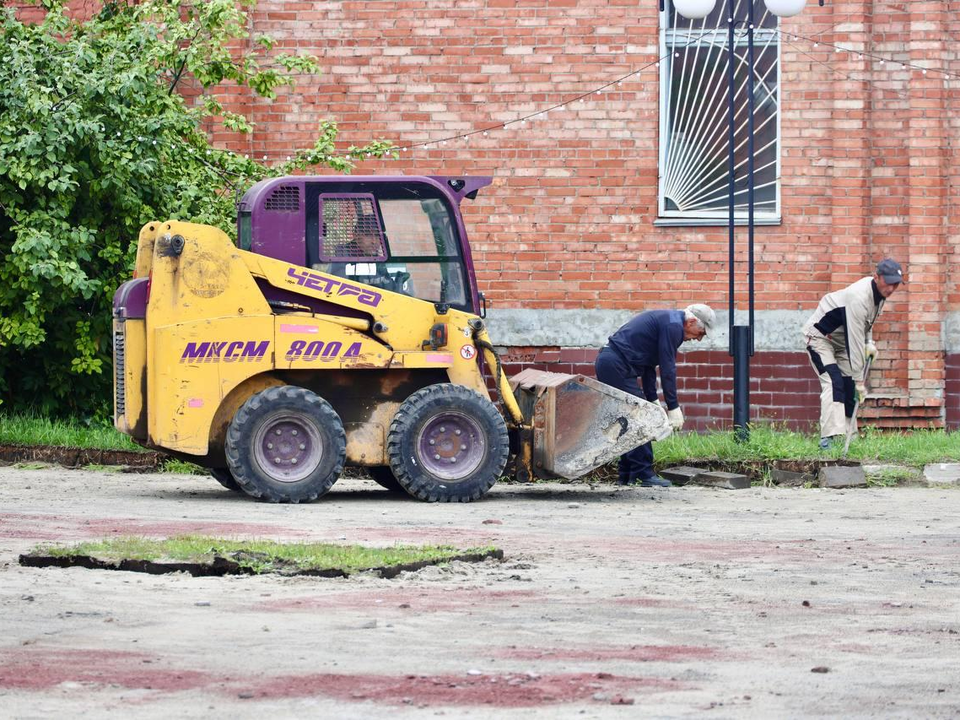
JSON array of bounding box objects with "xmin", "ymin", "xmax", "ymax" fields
[
  {"xmin": 377, "ymin": 198, "xmax": 467, "ymax": 308},
  {"xmin": 238, "ymin": 211, "xmax": 253, "ymax": 251},
  {"xmin": 308, "ymin": 188, "xmax": 471, "ymax": 311}
]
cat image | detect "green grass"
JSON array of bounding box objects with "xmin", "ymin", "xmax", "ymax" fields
[
  {"xmin": 13, "ymin": 462, "xmax": 52, "ymax": 470},
  {"xmin": 0, "ymin": 412, "xmax": 142, "ymax": 451},
  {"xmin": 34, "ymin": 535, "xmax": 497, "ymax": 574},
  {"xmin": 4, "ymin": 412, "xmax": 958, "ymax": 473},
  {"xmin": 161, "ymin": 458, "xmax": 207, "ymax": 474},
  {"xmin": 655, "ymin": 424, "xmax": 960, "ymax": 469},
  {"xmin": 865, "ymin": 466, "xmax": 920, "ymax": 487}
]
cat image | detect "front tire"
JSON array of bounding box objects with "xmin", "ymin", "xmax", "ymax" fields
[
  {"xmin": 386, "ymin": 384, "xmax": 508, "ymax": 502},
  {"xmin": 225, "ymin": 386, "xmax": 346, "ymax": 503}
]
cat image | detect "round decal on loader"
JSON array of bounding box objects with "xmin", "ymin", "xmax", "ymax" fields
[
  {"xmin": 460, "ymin": 344, "xmax": 477, "ymax": 360},
  {"xmin": 182, "ymin": 251, "xmax": 229, "ymax": 298}
]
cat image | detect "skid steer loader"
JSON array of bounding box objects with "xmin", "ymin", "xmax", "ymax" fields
[{"xmin": 112, "ymin": 175, "xmax": 670, "ymax": 502}]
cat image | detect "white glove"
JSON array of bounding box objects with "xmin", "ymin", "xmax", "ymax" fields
[
  {"xmin": 864, "ymin": 342, "xmax": 878, "ymax": 362},
  {"xmin": 855, "ymin": 382, "xmax": 867, "ymax": 404},
  {"xmin": 667, "ymin": 407, "xmax": 684, "ymax": 432}
]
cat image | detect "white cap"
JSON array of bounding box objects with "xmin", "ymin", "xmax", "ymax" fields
[{"xmin": 685, "ymin": 304, "xmax": 716, "ymax": 334}]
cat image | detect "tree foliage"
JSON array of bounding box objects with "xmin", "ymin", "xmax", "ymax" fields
[{"xmin": 0, "ymin": 0, "xmax": 394, "ymax": 418}]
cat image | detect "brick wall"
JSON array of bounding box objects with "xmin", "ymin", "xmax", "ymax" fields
[
  {"xmin": 498, "ymin": 347, "xmax": 820, "ymax": 431},
  {"xmin": 218, "ymin": 0, "xmax": 958, "ymax": 429},
  {"xmin": 14, "ymin": 0, "xmax": 960, "ymax": 429}
]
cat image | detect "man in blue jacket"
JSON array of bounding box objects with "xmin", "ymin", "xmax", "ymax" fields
[{"xmin": 595, "ymin": 304, "xmax": 716, "ymax": 487}]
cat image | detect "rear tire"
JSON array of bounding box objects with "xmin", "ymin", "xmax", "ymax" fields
[
  {"xmin": 225, "ymin": 386, "xmax": 346, "ymax": 503},
  {"xmin": 210, "ymin": 467, "xmax": 242, "ymax": 493},
  {"xmin": 368, "ymin": 466, "xmax": 406, "ymax": 493},
  {"xmin": 386, "ymin": 384, "xmax": 507, "ymax": 503}
]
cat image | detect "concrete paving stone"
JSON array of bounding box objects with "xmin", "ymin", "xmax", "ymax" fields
[
  {"xmin": 923, "ymin": 463, "xmax": 960, "ymax": 485},
  {"xmin": 691, "ymin": 470, "xmax": 751, "ymax": 490},
  {"xmin": 660, "ymin": 466, "xmax": 703, "ymax": 486},
  {"xmin": 819, "ymin": 465, "xmax": 867, "ymax": 488},
  {"xmin": 770, "ymin": 468, "xmax": 815, "ymax": 486}
]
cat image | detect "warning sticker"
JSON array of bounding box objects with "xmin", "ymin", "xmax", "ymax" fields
[{"xmin": 460, "ymin": 345, "xmax": 477, "ymax": 360}]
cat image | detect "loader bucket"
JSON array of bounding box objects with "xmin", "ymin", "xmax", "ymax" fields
[{"xmin": 510, "ymin": 368, "xmax": 672, "ymax": 480}]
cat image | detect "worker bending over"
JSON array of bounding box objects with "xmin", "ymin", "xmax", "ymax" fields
[{"xmin": 595, "ymin": 304, "xmax": 716, "ymax": 487}]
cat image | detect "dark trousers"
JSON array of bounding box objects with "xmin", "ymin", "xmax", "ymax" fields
[{"xmin": 595, "ymin": 346, "xmax": 654, "ymax": 484}]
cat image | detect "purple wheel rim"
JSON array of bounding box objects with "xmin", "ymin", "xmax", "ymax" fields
[
  {"xmin": 253, "ymin": 412, "xmax": 323, "ymax": 483},
  {"xmin": 416, "ymin": 411, "xmax": 485, "ymax": 480}
]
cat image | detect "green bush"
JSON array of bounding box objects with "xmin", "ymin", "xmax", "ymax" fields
[{"xmin": 0, "ymin": 0, "xmax": 393, "ymax": 419}]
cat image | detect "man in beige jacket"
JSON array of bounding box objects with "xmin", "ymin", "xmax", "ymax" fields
[{"xmin": 802, "ymin": 259, "xmax": 903, "ymax": 449}]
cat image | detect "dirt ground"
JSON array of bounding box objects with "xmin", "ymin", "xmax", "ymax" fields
[{"xmin": 1, "ymin": 466, "xmax": 958, "ymax": 719}]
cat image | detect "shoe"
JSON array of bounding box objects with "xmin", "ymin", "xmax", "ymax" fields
[
  {"xmin": 639, "ymin": 476, "xmax": 672, "ymax": 488},
  {"xmin": 819, "ymin": 436, "xmax": 841, "ymax": 451}
]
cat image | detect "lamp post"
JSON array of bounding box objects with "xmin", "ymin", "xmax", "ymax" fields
[{"xmin": 667, "ymin": 0, "xmax": 816, "ymax": 441}]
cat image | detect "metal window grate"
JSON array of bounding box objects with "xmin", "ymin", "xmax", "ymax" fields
[
  {"xmin": 264, "ymin": 185, "xmax": 301, "ymax": 212},
  {"xmin": 114, "ymin": 322, "xmax": 125, "ymax": 418},
  {"xmin": 659, "ymin": 0, "xmax": 780, "ymax": 220},
  {"xmin": 320, "ymin": 196, "xmax": 385, "ymax": 260}
]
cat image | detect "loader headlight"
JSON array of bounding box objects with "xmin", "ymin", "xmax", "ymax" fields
[{"xmin": 422, "ymin": 322, "xmax": 448, "ymax": 351}]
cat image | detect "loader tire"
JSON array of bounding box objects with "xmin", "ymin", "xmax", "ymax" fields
[
  {"xmin": 367, "ymin": 466, "xmax": 406, "ymax": 493},
  {"xmin": 387, "ymin": 384, "xmax": 508, "ymax": 503},
  {"xmin": 210, "ymin": 467, "xmax": 242, "ymax": 493},
  {"xmin": 225, "ymin": 386, "xmax": 346, "ymax": 503}
]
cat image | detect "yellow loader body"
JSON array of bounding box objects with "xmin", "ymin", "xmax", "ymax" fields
[
  {"xmin": 116, "ymin": 220, "xmax": 504, "ymax": 463},
  {"xmin": 113, "ymin": 175, "xmax": 669, "ymax": 503}
]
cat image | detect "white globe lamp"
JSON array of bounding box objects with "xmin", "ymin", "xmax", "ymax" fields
[
  {"xmin": 672, "ymin": 0, "xmax": 717, "ymax": 20},
  {"xmin": 764, "ymin": 0, "xmax": 807, "ymax": 17}
]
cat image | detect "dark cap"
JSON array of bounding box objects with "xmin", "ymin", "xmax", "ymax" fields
[{"xmin": 876, "ymin": 258, "xmax": 904, "ymax": 285}]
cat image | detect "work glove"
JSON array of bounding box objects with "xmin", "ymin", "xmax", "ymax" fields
[
  {"xmin": 855, "ymin": 382, "xmax": 867, "ymax": 404},
  {"xmin": 864, "ymin": 342, "xmax": 878, "ymax": 362},
  {"xmin": 667, "ymin": 407, "xmax": 684, "ymax": 432}
]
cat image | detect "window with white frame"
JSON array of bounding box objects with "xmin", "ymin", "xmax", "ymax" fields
[{"xmin": 658, "ymin": 0, "xmax": 780, "ymax": 222}]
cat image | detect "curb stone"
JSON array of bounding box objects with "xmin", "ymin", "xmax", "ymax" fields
[
  {"xmin": 819, "ymin": 465, "xmax": 867, "ymax": 488},
  {"xmin": 923, "ymin": 463, "xmax": 960, "ymax": 485}
]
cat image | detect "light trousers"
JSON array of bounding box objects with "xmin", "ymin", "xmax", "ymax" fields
[{"xmin": 805, "ymin": 334, "xmax": 856, "ymax": 439}]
